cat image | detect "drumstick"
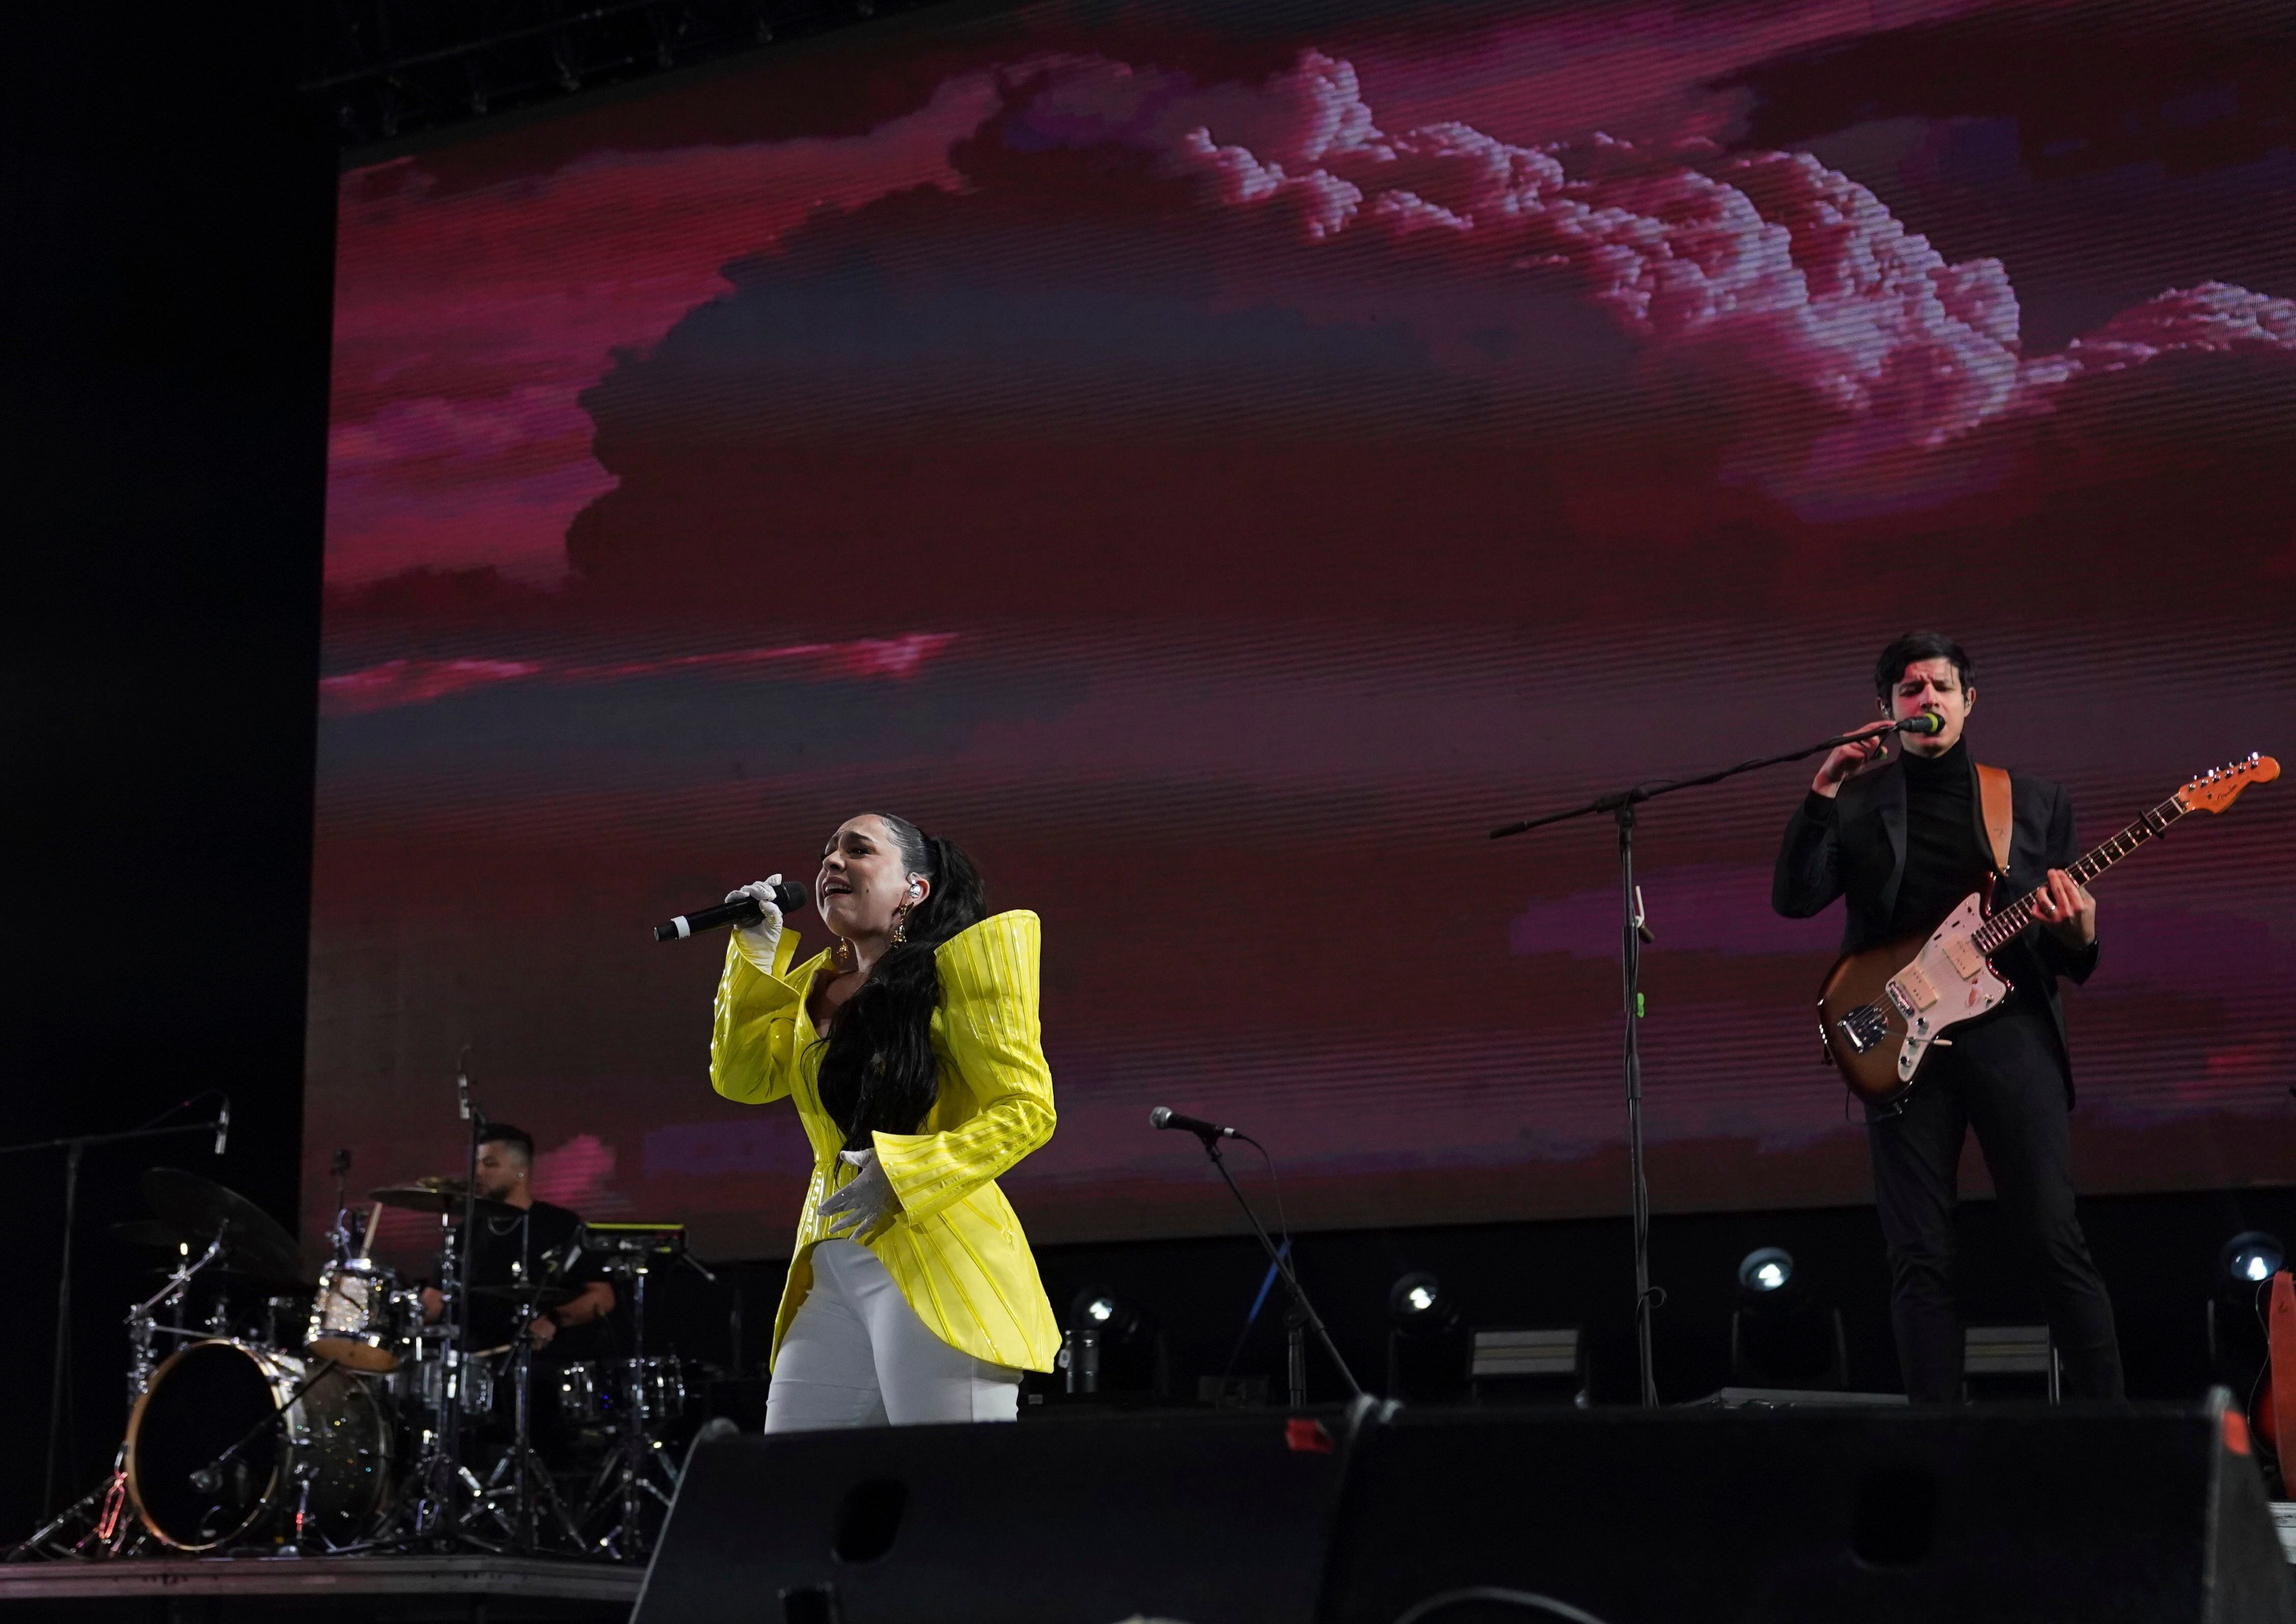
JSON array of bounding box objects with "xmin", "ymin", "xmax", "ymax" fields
[{"xmin": 359, "ymin": 1202, "xmax": 382, "ymax": 1259}]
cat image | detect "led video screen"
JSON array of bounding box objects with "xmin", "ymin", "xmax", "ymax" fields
[{"xmin": 311, "ymin": 0, "xmax": 2296, "ymax": 1261}]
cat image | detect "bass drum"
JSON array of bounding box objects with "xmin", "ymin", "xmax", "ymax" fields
[{"xmin": 127, "ymin": 1339, "xmax": 392, "ymax": 1552}]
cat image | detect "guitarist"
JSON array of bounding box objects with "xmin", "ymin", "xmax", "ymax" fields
[{"xmin": 1773, "ymin": 632, "xmax": 2123, "ymax": 1402}]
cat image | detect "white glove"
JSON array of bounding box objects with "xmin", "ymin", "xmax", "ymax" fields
[
  {"xmin": 725, "ymin": 876, "xmax": 786, "ymax": 973},
  {"xmin": 816, "ymin": 1148, "xmax": 899, "ymax": 1238}
]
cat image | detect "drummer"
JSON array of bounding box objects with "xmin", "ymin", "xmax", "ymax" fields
[{"xmin": 417, "ymin": 1124, "xmax": 615, "ymax": 1356}]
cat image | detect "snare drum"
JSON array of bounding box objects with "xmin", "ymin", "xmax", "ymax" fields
[{"xmin": 307, "ymin": 1258, "xmax": 406, "ymax": 1373}]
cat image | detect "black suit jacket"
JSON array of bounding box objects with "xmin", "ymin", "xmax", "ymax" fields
[{"xmin": 1772, "ymin": 749, "xmax": 2100, "ymax": 1098}]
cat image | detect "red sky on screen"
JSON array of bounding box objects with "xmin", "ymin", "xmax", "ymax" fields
[
  {"xmin": 312, "ymin": 0, "xmax": 2296, "ymax": 1254},
  {"xmin": 327, "ymin": 8, "xmax": 2296, "ymax": 592}
]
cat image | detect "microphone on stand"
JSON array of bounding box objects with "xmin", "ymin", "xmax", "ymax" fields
[
  {"xmin": 1149, "ymin": 1106, "xmax": 1240, "ymax": 1143},
  {"xmin": 1892, "ymin": 713, "xmax": 1946, "ymax": 736},
  {"xmin": 213, "ymin": 1098, "xmax": 230, "ymax": 1157},
  {"xmin": 653, "ymin": 879, "xmax": 808, "ymax": 942}
]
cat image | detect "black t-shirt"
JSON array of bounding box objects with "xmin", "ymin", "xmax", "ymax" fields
[
  {"xmin": 1889, "ymin": 740, "xmax": 1989, "ymax": 938},
  {"xmin": 456, "ymin": 1198, "xmax": 611, "ymax": 1358}
]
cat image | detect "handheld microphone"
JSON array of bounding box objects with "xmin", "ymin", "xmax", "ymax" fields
[
  {"xmin": 214, "ymin": 1099, "xmax": 230, "ymax": 1157},
  {"xmin": 1150, "ymin": 1105, "xmax": 1239, "ymax": 1142},
  {"xmin": 1892, "ymin": 713, "xmax": 1946, "ymax": 736},
  {"xmin": 653, "ymin": 879, "xmax": 809, "ymax": 943}
]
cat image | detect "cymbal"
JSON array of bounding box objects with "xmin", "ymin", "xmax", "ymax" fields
[
  {"xmin": 367, "ymin": 1184, "xmax": 522, "ymax": 1221},
  {"xmin": 140, "ymin": 1169, "xmax": 307, "ymax": 1287},
  {"xmin": 111, "ymin": 1217, "xmax": 189, "ymax": 1251}
]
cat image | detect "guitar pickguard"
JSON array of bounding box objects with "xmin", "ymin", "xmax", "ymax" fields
[{"xmin": 1885, "ymin": 892, "xmax": 2008, "ymax": 1084}]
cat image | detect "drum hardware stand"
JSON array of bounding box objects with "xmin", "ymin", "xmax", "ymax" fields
[
  {"xmin": 412, "ymin": 1050, "xmax": 583, "ymax": 1557},
  {"xmin": 4, "ymin": 1228, "xmax": 229, "ymax": 1561},
  {"xmin": 127, "ymin": 1232, "xmax": 227, "ymax": 1400},
  {"xmin": 385, "ymin": 1048, "xmax": 495, "ymax": 1552},
  {"xmin": 1490, "ymin": 719, "xmax": 1921, "ymax": 1407},
  {"xmin": 5, "ymin": 1443, "xmax": 149, "ymax": 1562},
  {"xmin": 14, "ymin": 1229, "xmax": 254, "ymax": 1564},
  {"xmin": 467, "ymin": 1305, "xmax": 584, "ymax": 1555},
  {"xmin": 274, "ymin": 1461, "xmax": 324, "ymax": 1558},
  {"xmin": 0, "ymin": 1096, "xmax": 231, "ymax": 1519},
  {"xmin": 583, "ymin": 1248, "xmax": 713, "ymax": 1558}
]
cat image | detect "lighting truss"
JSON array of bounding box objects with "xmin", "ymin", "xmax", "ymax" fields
[{"xmin": 303, "ymin": 0, "xmax": 955, "ymax": 151}]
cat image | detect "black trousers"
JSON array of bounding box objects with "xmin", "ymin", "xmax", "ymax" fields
[{"xmin": 1866, "ymin": 1006, "xmax": 2124, "ymax": 1402}]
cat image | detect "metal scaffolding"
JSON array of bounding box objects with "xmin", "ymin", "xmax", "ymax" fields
[{"xmin": 303, "ymin": 0, "xmax": 948, "ymax": 151}]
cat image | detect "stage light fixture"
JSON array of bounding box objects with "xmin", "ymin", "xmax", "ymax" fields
[
  {"xmin": 1058, "ymin": 1285, "xmax": 1165, "ymax": 1397},
  {"xmin": 2221, "ymin": 1231, "xmax": 2285, "ymax": 1288},
  {"xmin": 1730, "ymin": 1246, "xmax": 1845, "ymax": 1390},
  {"xmin": 1068, "ymin": 1284, "xmax": 1139, "ymax": 1339},
  {"xmin": 1737, "ymin": 1247, "xmax": 1796, "ymax": 1300},
  {"xmin": 1385, "ymin": 1271, "xmax": 1467, "ymax": 1403},
  {"xmin": 1388, "ymin": 1271, "xmax": 1452, "ymax": 1328}
]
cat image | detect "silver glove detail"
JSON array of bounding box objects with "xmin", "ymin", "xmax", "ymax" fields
[{"xmin": 816, "ymin": 1147, "xmax": 898, "ymax": 1238}]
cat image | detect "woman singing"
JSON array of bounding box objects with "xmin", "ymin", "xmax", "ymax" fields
[{"xmin": 709, "ymin": 813, "xmax": 1060, "ymax": 1430}]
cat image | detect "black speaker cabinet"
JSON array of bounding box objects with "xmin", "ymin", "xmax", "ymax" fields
[
  {"xmin": 637, "ymin": 1397, "xmax": 2289, "ymax": 1624},
  {"xmin": 1317, "ymin": 1394, "xmax": 2294, "ymax": 1624},
  {"xmin": 633, "ymin": 1409, "xmax": 1343, "ymax": 1624}
]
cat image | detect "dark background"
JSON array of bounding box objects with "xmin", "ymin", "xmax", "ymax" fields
[
  {"xmin": 5, "ymin": 0, "xmax": 2294, "ymax": 1551},
  {"xmin": 2, "ymin": 1, "xmax": 334, "ymax": 1543}
]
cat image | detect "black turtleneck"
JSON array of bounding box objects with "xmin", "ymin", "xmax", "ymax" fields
[{"xmin": 1890, "ymin": 739, "xmax": 1987, "ymax": 937}]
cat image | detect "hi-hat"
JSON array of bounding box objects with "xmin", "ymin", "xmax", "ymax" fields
[{"xmin": 368, "ymin": 1183, "xmax": 523, "ymax": 1221}]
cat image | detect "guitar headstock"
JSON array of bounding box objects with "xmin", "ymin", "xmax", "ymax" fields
[{"xmin": 2177, "ymin": 752, "xmax": 2280, "ymax": 814}]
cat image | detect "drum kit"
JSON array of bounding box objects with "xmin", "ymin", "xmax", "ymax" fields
[{"xmin": 15, "ymin": 1157, "xmax": 716, "ymax": 1565}]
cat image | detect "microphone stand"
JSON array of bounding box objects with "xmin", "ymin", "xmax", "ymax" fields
[
  {"xmin": 1185, "ymin": 1131, "xmax": 1361, "ymax": 1405},
  {"xmin": 444, "ymin": 1053, "xmax": 485, "ymax": 1545},
  {"xmin": 1490, "ymin": 720, "xmax": 1911, "ymax": 1409},
  {"xmin": 0, "ymin": 1106, "xmax": 231, "ymax": 1518}
]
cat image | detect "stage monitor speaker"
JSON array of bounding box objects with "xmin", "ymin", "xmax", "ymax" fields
[
  {"xmin": 634, "ymin": 1409, "xmax": 1344, "ymax": 1624},
  {"xmin": 1316, "ymin": 1392, "xmax": 2294, "ymax": 1624}
]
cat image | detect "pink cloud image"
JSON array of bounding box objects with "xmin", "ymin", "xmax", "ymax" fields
[
  {"xmin": 312, "ymin": 1, "xmax": 2296, "ymax": 1250},
  {"xmin": 332, "ymin": 39, "xmax": 2296, "ymax": 600},
  {"xmin": 318, "ymin": 632, "xmax": 957, "ymax": 716},
  {"xmin": 327, "ymin": 72, "xmax": 1012, "ymax": 585},
  {"xmin": 974, "ymin": 52, "xmax": 2296, "ymax": 513}
]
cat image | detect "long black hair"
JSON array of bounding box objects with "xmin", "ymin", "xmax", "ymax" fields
[{"xmin": 814, "ymin": 815, "xmax": 989, "ymax": 1155}]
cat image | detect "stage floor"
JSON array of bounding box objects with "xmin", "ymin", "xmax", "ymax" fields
[{"xmin": 0, "ymin": 1554, "xmax": 641, "ymax": 1622}]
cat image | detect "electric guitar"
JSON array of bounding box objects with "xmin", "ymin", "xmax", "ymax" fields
[{"xmin": 1817, "ymin": 752, "xmax": 2278, "ymax": 1107}]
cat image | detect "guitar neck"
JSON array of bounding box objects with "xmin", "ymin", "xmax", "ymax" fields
[{"xmin": 1972, "ymin": 792, "xmax": 2189, "ymax": 954}]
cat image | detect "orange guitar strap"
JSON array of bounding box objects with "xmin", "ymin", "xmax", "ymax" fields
[{"xmin": 1976, "ymin": 763, "xmax": 2013, "ymax": 875}]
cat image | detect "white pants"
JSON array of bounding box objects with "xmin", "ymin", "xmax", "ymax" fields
[{"xmin": 763, "ymin": 1239, "xmax": 1022, "ymax": 1432}]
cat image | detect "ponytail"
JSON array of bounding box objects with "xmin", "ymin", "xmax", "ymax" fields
[{"xmin": 813, "ymin": 818, "xmax": 989, "ymax": 1154}]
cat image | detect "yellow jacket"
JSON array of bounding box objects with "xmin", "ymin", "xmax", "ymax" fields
[{"xmin": 708, "ymin": 909, "xmax": 1061, "ymax": 1373}]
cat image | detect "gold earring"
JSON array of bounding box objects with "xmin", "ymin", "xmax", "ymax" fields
[
  {"xmin": 891, "ymin": 911, "xmax": 909, "ymax": 947},
  {"xmin": 831, "ymin": 937, "xmax": 857, "ymax": 972}
]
